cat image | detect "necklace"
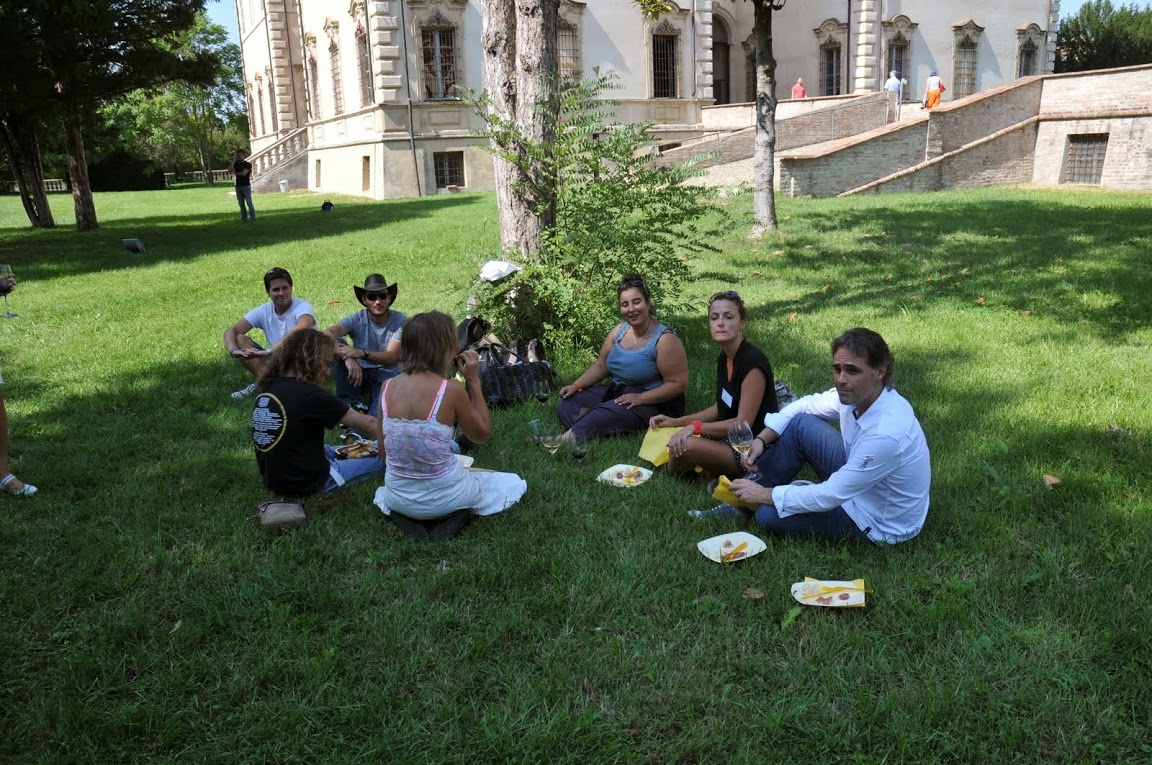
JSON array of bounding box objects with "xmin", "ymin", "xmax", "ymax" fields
[{"xmin": 626, "ymin": 322, "xmax": 653, "ymax": 348}]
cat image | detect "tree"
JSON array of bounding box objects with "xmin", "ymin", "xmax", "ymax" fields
[
  {"xmin": 480, "ymin": 0, "xmax": 560, "ymax": 260},
  {"xmin": 0, "ymin": 1, "xmax": 218, "ymax": 231},
  {"xmin": 1056, "ymin": 0, "xmax": 1152, "ymax": 72},
  {"xmin": 101, "ymin": 14, "xmax": 247, "ymax": 181},
  {"xmin": 633, "ymin": 0, "xmax": 787, "ymax": 234}
]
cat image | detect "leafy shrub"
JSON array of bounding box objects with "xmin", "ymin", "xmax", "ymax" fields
[{"xmin": 468, "ymin": 70, "xmax": 724, "ymax": 356}]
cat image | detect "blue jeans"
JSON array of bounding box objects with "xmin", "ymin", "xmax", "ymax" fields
[
  {"xmin": 320, "ymin": 446, "xmax": 383, "ymax": 494},
  {"xmin": 331, "ymin": 359, "xmax": 391, "ymax": 416},
  {"xmin": 236, "ymin": 186, "xmax": 256, "ymax": 221},
  {"xmin": 752, "ymin": 413, "xmax": 866, "ymax": 539}
]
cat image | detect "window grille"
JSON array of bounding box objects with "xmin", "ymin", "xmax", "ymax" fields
[
  {"xmin": 434, "ymin": 151, "xmax": 465, "ymax": 188},
  {"xmin": 256, "ymin": 82, "xmax": 266, "ymax": 135},
  {"xmin": 356, "ymin": 27, "xmax": 372, "ymax": 106},
  {"xmin": 820, "ymin": 40, "xmax": 841, "ymax": 96},
  {"xmin": 308, "ymin": 56, "xmax": 321, "ymax": 118},
  {"xmin": 558, "ymin": 22, "xmax": 579, "ymax": 79},
  {"xmin": 954, "ymin": 36, "xmax": 977, "ymax": 97},
  {"xmin": 422, "ymin": 28, "xmax": 458, "ymax": 100},
  {"xmin": 1018, "ymin": 39, "xmax": 1037, "ymax": 77},
  {"xmin": 1062, "ymin": 134, "xmax": 1108, "ymax": 185},
  {"xmin": 652, "ymin": 34, "xmax": 678, "ymax": 98},
  {"xmin": 746, "ymin": 54, "xmax": 756, "ymax": 103},
  {"xmin": 330, "ymin": 42, "xmax": 344, "ymax": 115},
  {"xmin": 887, "ymin": 34, "xmax": 908, "ymax": 83}
]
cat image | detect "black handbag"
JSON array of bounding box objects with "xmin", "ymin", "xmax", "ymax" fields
[{"xmin": 458, "ymin": 316, "xmax": 558, "ymax": 407}]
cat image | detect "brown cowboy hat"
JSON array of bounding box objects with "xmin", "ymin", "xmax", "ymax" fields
[{"xmin": 353, "ymin": 274, "xmax": 398, "ymax": 304}]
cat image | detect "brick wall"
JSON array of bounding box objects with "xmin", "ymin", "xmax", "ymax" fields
[
  {"xmin": 1038, "ymin": 65, "xmax": 1152, "ymax": 117},
  {"xmin": 1034, "ymin": 117, "xmax": 1152, "ymax": 189},
  {"xmin": 779, "ymin": 120, "xmax": 929, "ymax": 197},
  {"xmin": 927, "ymin": 79, "xmax": 1044, "ymax": 155}
]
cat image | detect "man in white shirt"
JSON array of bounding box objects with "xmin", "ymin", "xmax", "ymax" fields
[
  {"xmin": 884, "ymin": 70, "xmax": 904, "ymax": 98},
  {"xmin": 731, "ymin": 327, "xmax": 931, "ymax": 543},
  {"xmin": 223, "ymin": 267, "xmax": 316, "ymax": 399}
]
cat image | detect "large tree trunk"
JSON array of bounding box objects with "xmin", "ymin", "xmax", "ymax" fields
[
  {"xmin": 481, "ymin": 0, "xmax": 558, "ymax": 262},
  {"xmin": 0, "ymin": 113, "xmax": 56, "ymax": 228},
  {"xmin": 61, "ymin": 99, "xmax": 99, "ymax": 231},
  {"xmin": 751, "ymin": 0, "xmax": 780, "ymax": 236}
]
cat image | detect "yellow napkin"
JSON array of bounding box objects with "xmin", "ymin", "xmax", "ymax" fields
[
  {"xmin": 800, "ymin": 577, "xmax": 868, "ymax": 607},
  {"xmin": 712, "ymin": 475, "xmax": 757, "ymax": 509},
  {"xmin": 638, "ymin": 427, "xmax": 679, "ymax": 467}
]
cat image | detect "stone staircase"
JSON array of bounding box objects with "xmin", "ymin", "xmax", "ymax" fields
[{"xmin": 249, "ymin": 127, "xmax": 309, "ymax": 193}]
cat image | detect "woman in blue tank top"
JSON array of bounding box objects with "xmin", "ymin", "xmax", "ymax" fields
[{"xmin": 557, "ymin": 274, "xmax": 688, "ymax": 440}]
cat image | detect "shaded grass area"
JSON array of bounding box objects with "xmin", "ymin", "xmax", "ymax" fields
[{"xmin": 1, "ymin": 185, "xmax": 1150, "ymax": 763}]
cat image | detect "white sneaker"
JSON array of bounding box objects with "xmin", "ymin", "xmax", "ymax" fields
[{"xmin": 231, "ymin": 383, "xmax": 257, "ymax": 399}]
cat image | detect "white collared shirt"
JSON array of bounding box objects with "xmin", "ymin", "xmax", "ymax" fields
[{"xmin": 762, "ymin": 387, "xmax": 931, "ymax": 544}]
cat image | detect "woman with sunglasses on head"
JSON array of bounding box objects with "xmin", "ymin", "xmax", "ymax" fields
[
  {"xmin": 557, "ymin": 274, "xmax": 688, "ymax": 441},
  {"xmin": 374, "ymin": 311, "xmax": 526, "ymax": 539},
  {"xmin": 649, "ymin": 291, "xmax": 778, "ymax": 477}
]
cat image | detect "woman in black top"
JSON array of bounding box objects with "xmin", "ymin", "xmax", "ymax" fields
[{"xmin": 649, "ymin": 291, "xmax": 778, "ymax": 477}]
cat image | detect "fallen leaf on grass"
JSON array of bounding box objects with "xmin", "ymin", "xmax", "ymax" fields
[
  {"xmin": 909, "ymin": 295, "xmax": 922, "ymax": 301},
  {"xmin": 780, "ymin": 605, "xmax": 802, "ymax": 630},
  {"xmin": 804, "ymin": 244, "xmax": 814, "ymax": 250},
  {"xmin": 1020, "ymin": 310, "xmax": 1032, "ymax": 317},
  {"xmin": 960, "ymin": 267, "xmax": 970, "ymax": 275},
  {"xmin": 752, "ymin": 270, "xmax": 764, "ymax": 277},
  {"xmin": 882, "ymin": 274, "xmax": 893, "ymax": 280},
  {"xmin": 743, "ymin": 588, "xmax": 765, "ymax": 600},
  {"xmin": 169, "ymin": 620, "xmax": 182, "ymax": 635},
  {"xmin": 787, "ymin": 312, "xmax": 799, "ymax": 322},
  {"xmin": 976, "ymin": 297, "xmax": 986, "ymax": 305},
  {"xmin": 327, "ymin": 300, "xmax": 343, "ymax": 306},
  {"xmin": 1043, "ymin": 474, "xmax": 1062, "ymax": 488},
  {"xmin": 819, "ymin": 284, "xmax": 831, "ymax": 293},
  {"xmin": 772, "ymin": 249, "xmax": 785, "ymax": 255}
]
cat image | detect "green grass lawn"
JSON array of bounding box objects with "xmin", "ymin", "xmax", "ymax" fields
[{"xmin": 1, "ymin": 183, "xmax": 1150, "ymax": 763}]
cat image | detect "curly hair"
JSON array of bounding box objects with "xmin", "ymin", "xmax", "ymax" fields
[
  {"xmin": 400, "ymin": 311, "xmax": 458, "ymax": 377},
  {"xmin": 257, "ymin": 329, "xmax": 336, "ymax": 389}
]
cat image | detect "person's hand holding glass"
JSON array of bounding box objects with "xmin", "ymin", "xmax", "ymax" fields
[{"xmin": 727, "ymin": 419, "xmax": 760, "ymax": 482}]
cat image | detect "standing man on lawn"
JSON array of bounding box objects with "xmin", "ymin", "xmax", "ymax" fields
[
  {"xmin": 224, "ymin": 267, "xmax": 315, "ymax": 399},
  {"xmin": 324, "ymin": 274, "xmax": 405, "ymax": 414},
  {"xmin": 233, "ymin": 148, "xmax": 256, "ymax": 222},
  {"xmin": 729, "ymin": 327, "xmax": 931, "ymax": 544}
]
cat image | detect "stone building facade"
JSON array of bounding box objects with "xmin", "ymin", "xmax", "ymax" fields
[{"xmin": 235, "ymin": 0, "xmax": 1063, "ymax": 198}]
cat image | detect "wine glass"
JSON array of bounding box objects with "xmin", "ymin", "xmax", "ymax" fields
[
  {"xmin": 533, "ymin": 378, "xmax": 551, "ymax": 403},
  {"xmin": 539, "ymin": 429, "xmax": 563, "ymax": 456},
  {"xmin": 727, "ymin": 419, "xmax": 761, "ymax": 482},
  {"xmin": 570, "ymin": 432, "xmax": 588, "ymax": 460},
  {"xmin": 0, "ymin": 265, "xmax": 16, "ymax": 319}
]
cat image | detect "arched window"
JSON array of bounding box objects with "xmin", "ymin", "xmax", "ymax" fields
[
  {"xmin": 952, "ymin": 20, "xmax": 983, "ymax": 98},
  {"xmin": 712, "ymin": 16, "xmax": 731, "ymax": 105},
  {"xmin": 420, "ymin": 11, "xmax": 458, "ymax": 100},
  {"xmin": 356, "ymin": 24, "xmax": 372, "ymax": 106},
  {"xmin": 1016, "ymin": 24, "xmax": 1044, "ymax": 78},
  {"xmin": 881, "ymin": 15, "xmax": 917, "ymax": 85},
  {"xmin": 814, "ymin": 19, "xmax": 847, "ymax": 96},
  {"xmin": 652, "ymin": 20, "xmax": 680, "ymax": 98}
]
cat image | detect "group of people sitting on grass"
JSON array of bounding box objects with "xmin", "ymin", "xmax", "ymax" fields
[{"xmin": 227, "ymin": 268, "xmax": 931, "ymax": 544}]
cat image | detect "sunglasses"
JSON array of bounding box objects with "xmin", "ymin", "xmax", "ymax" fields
[
  {"xmin": 364, "ymin": 291, "xmax": 390, "ymax": 302},
  {"xmin": 710, "ymin": 290, "xmax": 741, "ymax": 302}
]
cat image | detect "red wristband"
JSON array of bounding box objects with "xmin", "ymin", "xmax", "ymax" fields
[{"xmin": 692, "ymin": 420, "xmax": 703, "ymax": 436}]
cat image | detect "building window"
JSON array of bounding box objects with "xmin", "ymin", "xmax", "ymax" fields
[
  {"xmin": 1016, "ymin": 24, "xmax": 1044, "ymax": 78},
  {"xmin": 362, "ymin": 155, "xmax": 371, "ymax": 192},
  {"xmin": 820, "ymin": 38, "xmax": 842, "ymax": 96},
  {"xmin": 329, "ymin": 41, "xmax": 345, "ymax": 115},
  {"xmin": 356, "ymin": 25, "xmax": 373, "ymax": 106},
  {"xmin": 421, "ymin": 25, "xmax": 458, "ymax": 100},
  {"xmin": 1018, "ymin": 39, "xmax": 1037, "ymax": 77},
  {"xmin": 744, "ymin": 39, "xmax": 756, "ymax": 103},
  {"xmin": 712, "ymin": 16, "xmax": 731, "ymax": 105},
  {"xmin": 434, "ymin": 151, "xmax": 465, "ymax": 188},
  {"xmin": 246, "ymin": 87, "xmax": 256, "ymax": 135},
  {"xmin": 255, "ymin": 78, "xmax": 267, "ymax": 135},
  {"xmin": 881, "ymin": 16, "xmax": 917, "ymax": 86},
  {"xmin": 1062, "ymin": 134, "xmax": 1108, "ymax": 184},
  {"xmin": 887, "ymin": 33, "xmax": 909, "ymax": 82},
  {"xmin": 652, "ymin": 21, "xmax": 679, "ymax": 99},
  {"xmin": 952, "ymin": 21, "xmax": 983, "ymax": 98},
  {"xmin": 315, "ymin": 159, "xmax": 322, "ymax": 187},
  {"xmin": 558, "ymin": 18, "xmax": 580, "ymax": 79},
  {"xmin": 308, "ymin": 55, "xmax": 321, "ymax": 119},
  {"xmin": 814, "ymin": 19, "xmax": 847, "ymax": 96},
  {"xmin": 265, "ymin": 68, "xmax": 278, "ymax": 133}
]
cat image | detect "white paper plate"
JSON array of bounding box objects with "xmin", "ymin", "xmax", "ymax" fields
[
  {"xmin": 455, "ymin": 454, "xmax": 475, "ymax": 468},
  {"xmin": 597, "ymin": 464, "xmax": 652, "ymax": 487},
  {"xmin": 790, "ymin": 579, "xmax": 867, "ymax": 607},
  {"xmin": 697, "ymin": 531, "xmax": 767, "ymax": 563}
]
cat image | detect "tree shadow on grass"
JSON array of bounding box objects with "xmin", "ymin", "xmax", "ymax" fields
[
  {"xmin": 2, "ymin": 191, "xmax": 493, "ymax": 282},
  {"xmin": 761, "ymin": 194, "xmax": 1152, "ymax": 342}
]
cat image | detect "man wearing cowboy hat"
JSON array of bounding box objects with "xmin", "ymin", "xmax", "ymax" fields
[{"xmin": 324, "ymin": 274, "xmax": 406, "ymax": 413}]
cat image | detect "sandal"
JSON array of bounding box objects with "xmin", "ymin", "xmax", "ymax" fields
[{"xmin": 2, "ymin": 473, "xmax": 37, "ymax": 496}]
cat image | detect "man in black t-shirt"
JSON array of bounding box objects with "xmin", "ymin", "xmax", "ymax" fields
[{"xmin": 233, "ymin": 149, "xmax": 256, "ymax": 222}]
